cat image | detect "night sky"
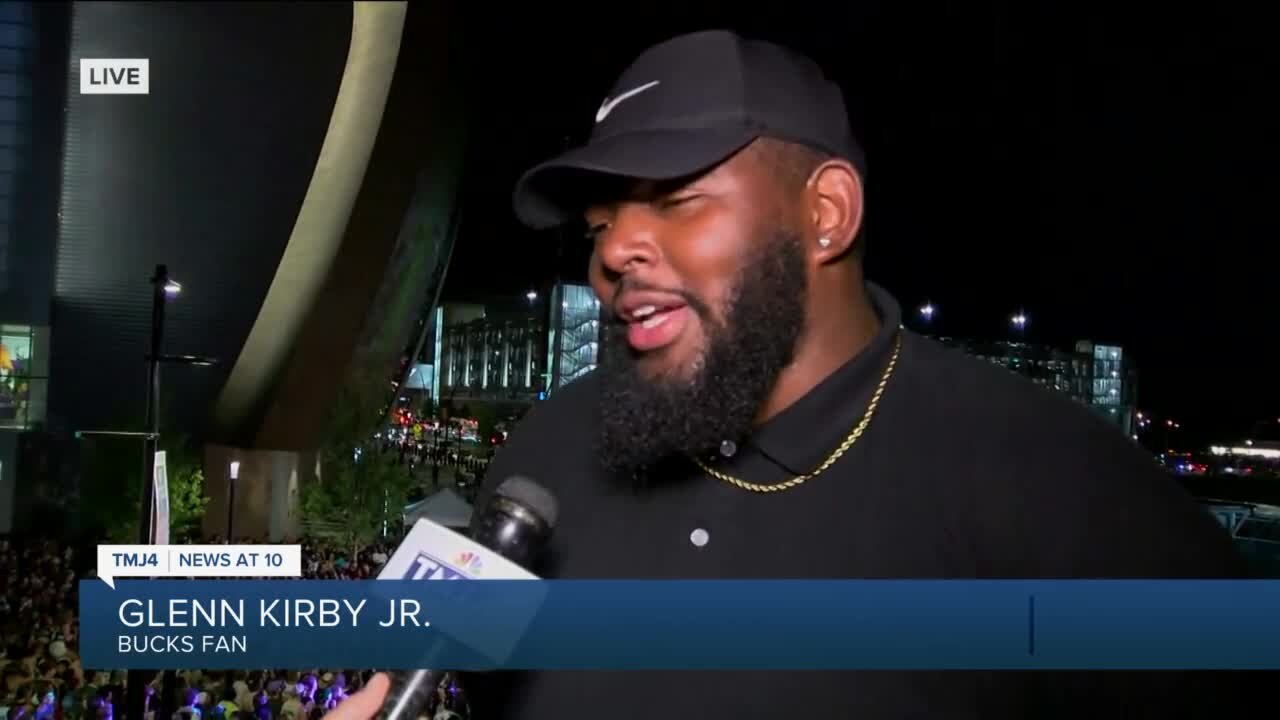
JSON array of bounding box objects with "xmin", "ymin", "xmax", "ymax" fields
[{"xmin": 446, "ymin": 3, "xmax": 1278, "ymax": 445}]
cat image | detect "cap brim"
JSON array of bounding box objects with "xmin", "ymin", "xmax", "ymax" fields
[{"xmin": 512, "ymin": 127, "xmax": 758, "ymax": 230}]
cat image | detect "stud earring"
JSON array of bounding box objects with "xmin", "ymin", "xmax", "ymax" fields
[{"xmin": 818, "ymin": 237, "xmax": 832, "ymax": 248}]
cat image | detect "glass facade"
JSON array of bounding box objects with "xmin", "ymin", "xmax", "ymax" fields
[
  {"xmin": 941, "ymin": 337, "xmax": 1137, "ymax": 436},
  {"xmin": 548, "ymin": 282, "xmax": 602, "ymax": 391},
  {"xmin": 0, "ymin": 5, "xmax": 43, "ymax": 431},
  {"xmin": 435, "ymin": 307, "xmax": 547, "ymax": 404},
  {"xmin": 0, "ymin": 2, "xmax": 34, "ymax": 293},
  {"xmin": 406, "ymin": 284, "xmax": 607, "ymax": 408},
  {"xmin": 1090, "ymin": 343, "xmax": 1123, "ymax": 407}
]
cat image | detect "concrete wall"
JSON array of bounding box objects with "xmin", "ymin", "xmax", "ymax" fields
[{"xmin": 203, "ymin": 444, "xmax": 310, "ymax": 541}]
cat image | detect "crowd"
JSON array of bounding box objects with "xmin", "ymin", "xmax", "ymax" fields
[{"xmin": 0, "ymin": 538, "xmax": 470, "ymax": 720}]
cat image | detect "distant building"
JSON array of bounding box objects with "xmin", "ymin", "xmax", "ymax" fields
[
  {"xmin": 546, "ymin": 283, "xmax": 603, "ymax": 390},
  {"xmin": 401, "ymin": 282, "xmax": 604, "ymax": 412},
  {"xmin": 0, "ymin": 3, "xmax": 63, "ymax": 533},
  {"xmin": 436, "ymin": 302, "xmax": 548, "ymax": 406},
  {"xmin": 1209, "ymin": 441, "xmax": 1280, "ymax": 467},
  {"xmin": 936, "ymin": 337, "xmax": 1138, "ymax": 435}
]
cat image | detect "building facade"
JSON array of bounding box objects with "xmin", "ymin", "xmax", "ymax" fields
[
  {"xmin": 938, "ymin": 336, "xmax": 1138, "ymax": 435},
  {"xmin": 0, "ymin": 2, "xmax": 66, "ymax": 532},
  {"xmin": 440, "ymin": 304, "xmax": 547, "ymax": 404},
  {"xmin": 547, "ymin": 282, "xmax": 602, "ymax": 390},
  {"xmin": 402, "ymin": 282, "xmax": 605, "ymax": 412},
  {"xmin": 405, "ymin": 294, "xmax": 1140, "ymax": 439}
]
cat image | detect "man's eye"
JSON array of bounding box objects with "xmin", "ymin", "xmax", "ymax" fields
[
  {"xmin": 660, "ymin": 194, "xmax": 701, "ymax": 209},
  {"xmin": 584, "ymin": 223, "xmax": 609, "ymax": 240}
]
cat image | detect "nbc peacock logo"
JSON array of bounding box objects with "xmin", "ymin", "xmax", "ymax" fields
[{"xmin": 453, "ymin": 551, "xmax": 483, "ymax": 575}]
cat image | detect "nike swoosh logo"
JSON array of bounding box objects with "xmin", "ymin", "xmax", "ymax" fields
[{"xmin": 595, "ymin": 81, "xmax": 660, "ymax": 123}]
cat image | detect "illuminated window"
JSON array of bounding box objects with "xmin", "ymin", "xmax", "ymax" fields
[{"xmin": 0, "ymin": 323, "xmax": 47, "ymax": 428}]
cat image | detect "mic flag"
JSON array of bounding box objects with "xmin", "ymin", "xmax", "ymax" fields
[{"xmin": 374, "ymin": 516, "xmax": 545, "ymax": 668}]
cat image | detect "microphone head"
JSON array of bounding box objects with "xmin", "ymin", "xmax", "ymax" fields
[{"xmin": 495, "ymin": 476, "xmax": 559, "ymax": 529}]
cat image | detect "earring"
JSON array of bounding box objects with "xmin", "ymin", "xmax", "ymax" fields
[{"xmin": 818, "ymin": 237, "xmax": 832, "ymax": 248}]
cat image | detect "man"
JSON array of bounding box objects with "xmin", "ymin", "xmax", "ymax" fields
[{"xmin": 469, "ymin": 29, "xmax": 1258, "ymax": 718}]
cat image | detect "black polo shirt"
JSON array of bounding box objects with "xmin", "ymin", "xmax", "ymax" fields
[{"xmin": 466, "ymin": 284, "xmax": 1258, "ymax": 719}]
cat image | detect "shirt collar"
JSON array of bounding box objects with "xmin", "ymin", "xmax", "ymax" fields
[{"xmin": 736, "ymin": 282, "xmax": 904, "ymax": 476}]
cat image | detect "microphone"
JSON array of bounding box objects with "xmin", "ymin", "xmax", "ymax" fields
[{"xmin": 375, "ymin": 476, "xmax": 558, "ymax": 720}]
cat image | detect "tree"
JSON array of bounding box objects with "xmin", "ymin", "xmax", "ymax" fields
[
  {"xmin": 80, "ymin": 432, "xmax": 210, "ymax": 543},
  {"xmin": 301, "ymin": 361, "xmax": 416, "ymax": 550},
  {"xmin": 162, "ymin": 446, "xmax": 211, "ymax": 540}
]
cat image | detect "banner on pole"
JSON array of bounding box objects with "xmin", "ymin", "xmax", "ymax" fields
[{"xmin": 152, "ymin": 450, "xmax": 169, "ymax": 544}]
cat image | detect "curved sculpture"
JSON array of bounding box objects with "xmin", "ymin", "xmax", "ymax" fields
[
  {"xmin": 210, "ymin": 1, "xmax": 408, "ymax": 442},
  {"xmin": 200, "ymin": 0, "xmax": 466, "ymax": 539}
]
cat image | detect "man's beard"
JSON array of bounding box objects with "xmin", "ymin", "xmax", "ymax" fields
[{"xmin": 595, "ymin": 228, "xmax": 808, "ymax": 478}]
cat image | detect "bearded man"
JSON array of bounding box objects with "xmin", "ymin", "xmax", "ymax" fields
[{"xmin": 467, "ymin": 29, "xmax": 1256, "ymax": 720}]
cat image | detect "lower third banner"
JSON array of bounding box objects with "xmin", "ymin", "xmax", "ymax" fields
[{"xmin": 79, "ymin": 579, "xmax": 1280, "ymax": 670}]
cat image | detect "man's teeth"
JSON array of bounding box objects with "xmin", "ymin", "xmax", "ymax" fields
[
  {"xmin": 641, "ymin": 313, "xmax": 669, "ymax": 329},
  {"xmin": 633, "ymin": 305, "xmax": 657, "ymax": 319}
]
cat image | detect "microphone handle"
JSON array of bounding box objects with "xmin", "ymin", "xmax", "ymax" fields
[{"xmin": 378, "ymin": 668, "xmax": 444, "ymax": 720}]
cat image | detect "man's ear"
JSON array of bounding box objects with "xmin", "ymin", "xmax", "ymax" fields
[{"xmin": 807, "ymin": 159, "xmax": 864, "ymax": 263}]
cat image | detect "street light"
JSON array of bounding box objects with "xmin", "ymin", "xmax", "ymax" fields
[
  {"xmin": 125, "ymin": 266, "xmax": 220, "ymax": 720},
  {"xmin": 139, "ymin": 265, "xmax": 174, "ymax": 546},
  {"xmin": 129, "ymin": 264, "xmax": 177, "ymax": 720},
  {"xmin": 227, "ymin": 461, "xmax": 241, "ymax": 539},
  {"xmin": 919, "ymin": 302, "xmax": 935, "ymax": 321},
  {"xmin": 526, "ymin": 290, "xmax": 537, "ymax": 302},
  {"xmin": 132, "ymin": 266, "xmax": 218, "ymax": 720},
  {"xmin": 1010, "ymin": 311, "xmax": 1028, "ymax": 332}
]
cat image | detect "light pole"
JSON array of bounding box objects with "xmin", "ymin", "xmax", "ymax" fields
[
  {"xmin": 227, "ymin": 460, "xmax": 240, "ymax": 539},
  {"xmin": 137, "ymin": 266, "xmax": 179, "ymax": 546},
  {"xmin": 127, "ymin": 266, "xmax": 175, "ymax": 720},
  {"xmin": 1165, "ymin": 418, "xmax": 1181, "ymax": 452},
  {"xmin": 128, "ymin": 265, "xmax": 216, "ymax": 720},
  {"xmin": 1010, "ymin": 310, "xmax": 1028, "ymax": 335},
  {"xmin": 138, "ymin": 265, "xmax": 216, "ymax": 545},
  {"xmin": 918, "ymin": 302, "xmax": 935, "ymax": 332}
]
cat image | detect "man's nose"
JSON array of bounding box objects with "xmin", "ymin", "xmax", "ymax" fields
[{"xmin": 596, "ymin": 204, "xmax": 661, "ymax": 276}]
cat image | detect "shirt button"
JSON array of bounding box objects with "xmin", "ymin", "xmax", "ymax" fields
[
  {"xmin": 719, "ymin": 440, "xmax": 737, "ymax": 458},
  {"xmin": 690, "ymin": 528, "xmax": 710, "ymax": 547}
]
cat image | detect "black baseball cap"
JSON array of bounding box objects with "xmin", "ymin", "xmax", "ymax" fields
[{"xmin": 512, "ymin": 29, "xmax": 864, "ymax": 230}]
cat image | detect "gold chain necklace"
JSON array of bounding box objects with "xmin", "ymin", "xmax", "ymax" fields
[{"xmin": 693, "ymin": 329, "xmax": 903, "ymax": 493}]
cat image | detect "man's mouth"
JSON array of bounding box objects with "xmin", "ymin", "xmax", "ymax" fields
[
  {"xmin": 616, "ymin": 294, "xmax": 692, "ymax": 353},
  {"xmin": 631, "ymin": 304, "xmax": 680, "ymax": 329}
]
